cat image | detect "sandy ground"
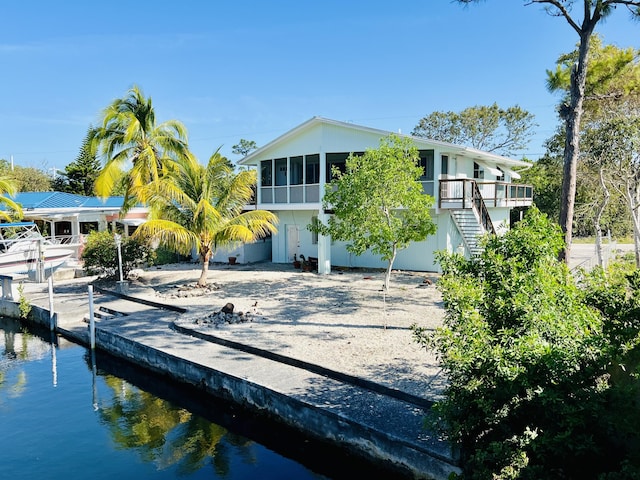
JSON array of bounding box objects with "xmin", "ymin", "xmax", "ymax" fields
[
  {"xmin": 24, "ymin": 243, "xmax": 628, "ymax": 400},
  {"xmin": 119, "ymin": 261, "xmax": 449, "ymax": 398},
  {"xmin": 19, "ymin": 260, "xmax": 448, "ymax": 398}
]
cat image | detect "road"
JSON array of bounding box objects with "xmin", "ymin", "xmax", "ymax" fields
[{"xmin": 569, "ymin": 242, "xmax": 635, "ymax": 271}]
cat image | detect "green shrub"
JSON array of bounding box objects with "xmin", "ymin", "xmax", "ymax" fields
[
  {"xmin": 81, "ymin": 230, "xmax": 150, "ymax": 279},
  {"xmin": 413, "ymin": 207, "xmax": 640, "ymax": 479},
  {"xmin": 17, "ymin": 282, "xmax": 31, "ymax": 319},
  {"xmin": 148, "ymin": 245, "xmax": 189, "ymax": 266}
]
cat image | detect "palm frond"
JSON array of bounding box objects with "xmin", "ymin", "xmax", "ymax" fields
[
  {"xmin": 95, "ymin": 161, "xmax": 125, "ymax": 198},
  {"xmin": 133, "ymin": 219, "xmax": 196, "ymax": 255}
]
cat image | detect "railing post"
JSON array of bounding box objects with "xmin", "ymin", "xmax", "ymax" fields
[{"xmin": 462, "ymin": 180, "xmax": 467, "ymax": 209}]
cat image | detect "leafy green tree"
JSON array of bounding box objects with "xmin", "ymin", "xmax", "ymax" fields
[
  {"xmin": 589, "ymin": 115, "xmax": 640, "ymax": 267},
  {"xmin": 548, "ymin": 35, "xmax": 640, "ymax": 119},
  {"xmin": 549, "ymin": 37, "xmax": 640, "ymax": 264},
  {"xmin": 412, "ymin": 103, "xmax": 536, "ymax": 157},
  {"xmin": 93, "ymin": 86, "xmax": 192, "ymax": 213},
  {"xmin": 457, "ymin": 0, "xmax": 640, "ymax": 265},
  {"xmin": 513, "ymin": 156, "xmax": 562, "ymax": 223},
  {"xmin": 134, "ymin": 150, "xmax": 278, "ymax": 286},
  {"xmin": 81, "ymin": 229, "xmax": 151, "ymax": 279},
  {"xmin": 312, "ymin": 135, "xmax": 436, "ymax": 291},
  {"xmin": 231, "ymin": 139, "xmax": 258, "ymax": 157},
  {"xmin": 57, "ymin": 127, "xmax": 102, "ymax": 196},
  {"xmin": 0, "ymin": 160, "xmax": 52, "ymax": 192},
  {"xmin": 14, "ymin": 166, "xmax": 53, "ymax": 192},
  {"xmin": 413, "ymin": 206, "xmax": 640, "ymax": 478}
]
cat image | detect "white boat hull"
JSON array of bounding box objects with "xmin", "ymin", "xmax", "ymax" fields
[
  {"xmin": 0, "ymin": 246, "xmax": 74, "ymax": 275},
  {"xmin": 0, "ymin": 222, "xmax": 75, "ymax": 276}
]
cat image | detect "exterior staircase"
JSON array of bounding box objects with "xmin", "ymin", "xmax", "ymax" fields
[
  {"xmin": 450, "ymin": 181, "xmax": 496, "ymax": 257},
  {"xmin": 451, "ymin": 209, "xmax": 485, "ymax": 256}
]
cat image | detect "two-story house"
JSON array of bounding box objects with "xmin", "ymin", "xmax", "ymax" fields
[{"xmin": 239, "ymin": 116, "xmax": 533, "ymax": 274}]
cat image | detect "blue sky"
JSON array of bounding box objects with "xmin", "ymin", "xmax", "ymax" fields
[{"xmin": 1, "ymin": 1, "xmax": 638, "ymax": 174}]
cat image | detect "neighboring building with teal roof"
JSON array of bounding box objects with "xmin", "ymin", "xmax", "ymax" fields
[
  {"xmin": 2, "ymin": 191, "xmax": 147, "ymax": 241},
  {"xmin": 2, "ymin": 191, "xmax": 270, "ymax": 265}
]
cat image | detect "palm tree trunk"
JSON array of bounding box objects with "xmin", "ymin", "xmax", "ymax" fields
[
  {"xmin": 198, "ymin": 249, "xmax": 212, "ymax": 287},
  {"xmin": 198, "ymin": 260, "xmax": 210, "ymax": 287}
]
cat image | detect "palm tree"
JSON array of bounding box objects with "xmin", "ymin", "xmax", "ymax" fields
[
  {"xmin": 0, "ymin": 176, "xmax": 22, "ymax": 221},
  {"xmin": 134, "ymin": 150, "xmax": 278, "ymax": 286},
  {"xmin": 93, "ymin": 85, "xmax": 191, "ymax": 213}
]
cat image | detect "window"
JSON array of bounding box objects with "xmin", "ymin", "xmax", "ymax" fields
[
  {"xmin": 290, "ymin": 156, "xmax": 303, "ymax": 185},
  {"xmin": 326, "ymin": 152, "xmax": 365, "ymax": 180},
  {"xmin": 441, "ymin": 155, "xmax": 449, "ymax": 175},
  {"xmin": 305, "ymin": 154, "xmax": 320, "ymax": 184},
  {"xmin": 496, "ymin": 167, "xmax": 504, "ymax": 181},
  {"xmin": 418, "ymin": 150, "xmax": 434, "ymax": 180},
  {"xmin": 261, "ymin": 160, "xmax": 272, "ymax": 186},
  {"xmin": 326, "ymin": 152, "xmax": 349, "ymax": 180},
  {"xmin": 473, "ymin": 162, "xmax": 484, "ymax": 180},
  {"xmin": 80, "ymin": 222, "xmax": 98, "ymax": 235},
  {"xmin": 275, "ymin": 158, "xmax": 287, "ymax": 186}
]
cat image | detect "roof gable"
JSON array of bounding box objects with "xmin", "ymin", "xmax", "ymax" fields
[{"xmin": 239, "ymin": 116, "xmax": 530, "ymax": 169}]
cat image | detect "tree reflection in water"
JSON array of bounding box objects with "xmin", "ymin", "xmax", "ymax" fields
[{"xmin": 97, "ymin": 376, "xmax": 255, "ymax": 475}]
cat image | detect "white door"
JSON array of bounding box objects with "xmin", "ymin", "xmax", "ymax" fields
[{"xmin": 286, "ymin": 225, "xmax": 299, "ymax": 262}]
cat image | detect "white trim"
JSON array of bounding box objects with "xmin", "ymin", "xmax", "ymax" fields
[
  {"xmin": 503, "ymin": 168, "xmax": 521, "ymax": 180},
  {"xmin": 120, "ymin": 218, "xmax": 146, "ymax": 227},
  {"xmin": 475, "ymin": 160, "xmax": 502, "ymax": 177}
]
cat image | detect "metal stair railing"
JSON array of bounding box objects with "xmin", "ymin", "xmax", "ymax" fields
[{"xmin": 471, "ymin": 181, "xmax": 495, "ymax": 235}]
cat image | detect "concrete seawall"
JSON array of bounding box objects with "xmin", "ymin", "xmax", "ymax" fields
[
  {"xmin": 94, "ymin": 327, "xmax": 455, "ymax": 478},
  {"xmin": 0, "ymin": 287, "xmax": 460, "ymax": 479}
]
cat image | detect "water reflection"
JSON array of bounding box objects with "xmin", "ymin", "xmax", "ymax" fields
[
  {"xmin": 89, "ymin": 352, "xmax": 328, "ymax": 478},
  {"xmin": 0, "ymin": 317, "xmax": 46, "ymax": 401},
  {"xmin": 96, "ymin": 374, "xmax": 254, "ymax": 475},
  {"xmin": 0, "ymin": 317, "xmax": 403, "ymax": 479}
]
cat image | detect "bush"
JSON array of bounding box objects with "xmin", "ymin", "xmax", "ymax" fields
[
  {"xmin": 413, "ymin": 207, "xmax": 640, "ymax": 479},
  {"xmin": 148, "ymin": 245, "xmax": 189, "ymax": 266},
  {"xmin": 81, "ymin": 230, "xmax": 151, "ymax": 279}
]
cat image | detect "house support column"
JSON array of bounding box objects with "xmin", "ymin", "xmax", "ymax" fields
[
  {"xmin": 71, "ymin": 216, "xmax": 80, "ymax": 239},
  {"xmin": 317, "ymin": 212, "xmax": 331, "ymax": 275}
]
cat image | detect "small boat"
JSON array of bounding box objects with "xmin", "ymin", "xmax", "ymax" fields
[{"xmin": 0, "ymin": 222, "xmax": 74, "ymax": 275}]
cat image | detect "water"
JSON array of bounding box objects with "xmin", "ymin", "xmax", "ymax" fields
[{"xmin": 0, "ymin": 318, "xmax": 392, "ymax": 480}]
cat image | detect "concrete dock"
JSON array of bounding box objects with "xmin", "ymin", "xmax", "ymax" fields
[{"xmin": 1, "ymin": 269, "xmax": 460, "ymax": 480}]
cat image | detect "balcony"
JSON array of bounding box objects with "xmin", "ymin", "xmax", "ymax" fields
[
  {"xmin": 439, "ymin": 179, "xmax": 533, "ymax": 209},
  {"xmin": 257, "ymin": 178, "xmax": 533, "ymax": 210},
  {"xmin": 260, "ymin": 184, "xmax": 320, "ymax": 204}
]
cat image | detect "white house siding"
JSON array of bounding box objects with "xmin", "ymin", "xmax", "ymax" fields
[
  {"xmin": 256, "ymin": 128, "xmax": 324, "ymax": 160},
  {"xmin": 270, "ymin": 210, "xmax": 318, "ymax": 263},
  {"xmin": 240, "ymin": 117, "xmax": 533, "ymax": 273},
  {"xmin": 270, "ymin": 209, "xmax": 458, "ymax": 273},
  {"xmin": 210, "ymin": 238, "xmax": 272, "ymax": 264},
  {"xmin": 489, "ymin": 208, "xmax": 512, "ymax": 235},
  {"xmin": 446, "ymin": 214, "xmax": 465, "ymax": 255}
]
